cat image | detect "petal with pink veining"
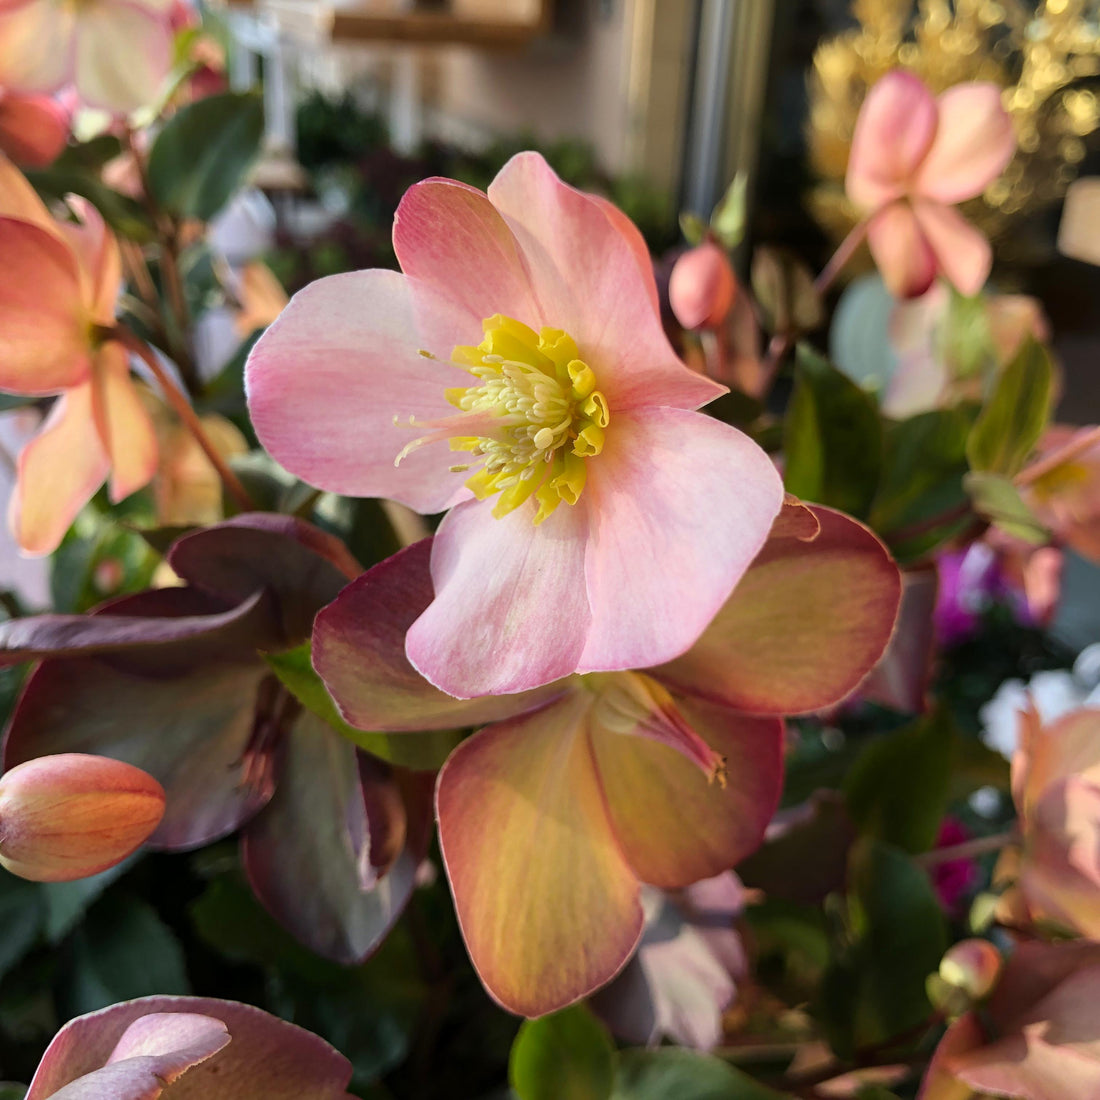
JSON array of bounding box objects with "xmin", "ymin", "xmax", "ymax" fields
[
  {"xmin": 867, "ymin": 201, "xmax": 937, "ymax": 299},
  {"xmin": 846, "ymin": 70, "xmax": 938, "ymax": 211},
  {"xmin": 91, "ymin": 343, "xmax": 158, "ymax": 502},
  {"xmin": 577, "ymin": 407, "xmax": 783, "ymax": 675},
  {"xmin": 487, "ymin": 152, "xmax": 723, "ymax": 411},
  {"xmin": 73, "ymin": 0, "xmax": 173, "ymax": 113},
  {"xmin": 590, "ymin": 688, "xmax": 783, "ymax": 889},
  {"xmin": 0, "ymin": 218, "xmax": 90, "ymax": 393},
  {"xmin": 0, "ymin": 92, "xmax": 69, "ymax": 167},
  {"xmin": 912, "ymin": 200, "xmax": 992, "ymax": 297},
  {"xmin": 407, "ymin": 496, "xmax": 592, "ymax": 697},
  {"xmin": 245, "ymin": 269, "xmax": 478, "ymax": 512},
  {"xmin": 652, "ymin": 506, "xmax": 901, "ymax": 714},
  {"xmin": 914, "ymin": 83, "xmax": 1015, "ymax": 204},
  {"xmin": 10, "ymin": 383, "xmax": 108, "ymax": 556},
  {"xmin": 314, "ymin": 538, "xmax": 567, "ymax": 730},
  {"xmin": 436, "ymin": 690, "xmax": 643, "ymax": 1016}
]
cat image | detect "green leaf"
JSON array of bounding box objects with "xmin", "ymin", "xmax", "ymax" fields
[
  {"xmin": 966, "ymin": 336, "xmax": 1053, "ymax": 476},
  {"xmin": 147, "ymin": 91, "xmax": 265, "ymax": 221},
  {"xmin": 844, "ymin": 711, "xmax": 953, "ymax": 854},
  {"xmin": 24, "ymin": 169, "xmax": 154, "ymax": 242},
  {"xmin": 510, "ymin": 1005, "xmax": 615, "ymax": 1100},
  {"xmin": 679, "ymin": 211, "xmax": 707, "ymax": 247},
  {"xmin": 40, "ymin": 857, "xmax": 134, "ymax": 943},
  {"xmin": 64, "ymin": 893, "xmax": 189, "ymax": 1015},
  {"xmin": 264, "ymin": 642, "xmax": 461, "ymax": 770},
  {"xmin": 612, "ymin": 1049, "xmax": 786, "ymax": 1099},
  {"xmin": 942, "ymin": 289, "xmax": 994, "ymax": 381},
  {"xmin": 964, "ymin": 472, "xmax": 1050, "ymax": 544},
  {"xmin": 783, "ymin": 345, "xmax": 882, "ymax": 518},
  {"xmin": 751, "ymin": 248, "xmax": 822, "ymax": 335},
  {"xmin": 817, "ymin": 840, "xmax": 946, "ymax": 1057},
  {"xmin": 0, "ymin": 872, "xmax": 44, "ymax": 982},
  {"xmin": 709, "ymin": 173, "xmax": 747, "ymax": 250},
  {"xmin": 0, "ymin": 1085, "xmax": 28, "ymax": 1099}
]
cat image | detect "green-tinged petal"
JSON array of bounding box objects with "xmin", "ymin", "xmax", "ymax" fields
[
  {"xmin": 652, "ymin": 505, "xmax": 901, "ymax": 715},
  {"xmin": 590, "ymin": 689, "xmax": 783, "ymax": 890},
  {"xmin": 436, "ymin": 690, "xmax": 643, "ymax": 1017}
]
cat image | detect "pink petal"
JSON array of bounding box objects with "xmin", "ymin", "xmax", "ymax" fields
[
  {"xmin": 0, "ymin": 91, "xmax": 69, "ymax": 167},
  {"xmin": 0, "ymin": 0, "xmax": 75, "ymax": 95},
  {"xmin": 0, "ymin": 151, "xmax": 58, "ymax": 225},
  {"xmin": 0, "ymin": 218, "xmax": 90, "ymax": 393},
  {"xmin": 314, "ymin": 538, "xmax": 568, "ymax": 729},
  {"xmin": 587, "ymin": 192, "xmax": 661, "ymax": 315},
  {"xmin": 916, "ymin": 1012, "xmax": 984, "ymax": 1100},
  {"xmin": 26, "ymin": 996, "xmax": 353, "ymax": 1100},
  {"xmin": 914, "ymin": 83, "xmax": 1015, "ymax": 204},
  {"xmin": 58, "ymin": 199, "xmax": 121, "ymax": 325},
  {"xmin": 590, "ymin": 691, "xmax": 784, "ymax": 888},
  {"xmin": 73, "ymin": 0, "xmax": 173, "ymax": 113},
  {"xmin": 10, "ymin": 382, "xmax": 108, "ymax": 556},
  {"xmin": 436, "ymin": 690, "xmax": 643, "ymax": 1016},
  {"xmin": 406, "ymin": 496, "xmax": 592, "ymax": 696},
  {"xmin": 577, "ymin": 407, "xmax": 783, "ymax": 674},
  {"xmin": 91, "ymin": 343, "xmax": 158, "ymax": 502},
  {"xmin": 867, "ymin": 202, "xmax": 937, "ymax": 299},
  {"xmin": 846, "ymin": 70, "xmax": 938, "ymax": 211},
  {"xmin": 245, "ymin": 269, "xmax": 478, "ymax": 513},
  {"xmin": 911, "ymin": 200, "xmax": 992, "ymax": 297},
  {"xmin": 487, "ymin": 152, "xmax": 723, "ymax": 411},
  {"xmin": 393, "ymin": 177, "xmax": 540, "ymax": 328}
]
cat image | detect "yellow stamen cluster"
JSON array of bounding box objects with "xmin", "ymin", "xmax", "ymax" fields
[{"xmin": 447, "ymin": 314, "xmax": 610, "ymax": 524}]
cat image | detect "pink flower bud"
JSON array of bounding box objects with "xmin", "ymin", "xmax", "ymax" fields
[
  {"xmin": 0, "ymin": 754, "xmax": 165, "ymax": 882},
  {"xmin": 669, "ymin": 242, "xmax": 737, "ymax": 330},
  {"xmin": 939, "ymin": 939, "xmax": 1003, "ymax": 1000}
]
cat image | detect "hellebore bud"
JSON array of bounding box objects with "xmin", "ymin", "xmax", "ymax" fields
[
  {"xmin": 669, "ymin": 242, "xmax": 737, "ymax": 330},
  {"xmin": 0, "ymin": 754, "xmax": 165, "ymax": 881},
  {"xmin": 928, "ymin": 938, "xmax": 1003, "ymax": 1018}
]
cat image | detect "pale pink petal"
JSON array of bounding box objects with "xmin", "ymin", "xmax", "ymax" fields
[
  {"xmin": 314, "ymin": 538, "xmax": 569, "ymax": 730},
  {"xmin": 0, "ymin": 92, "xmax": 69, "ymax": 167},
  {"xmin": 0, "ymin": 151, "xmax": 58, "ymax": 226},
  {"xmin": 58, "ymin": 199, "xmax": 121, "ymax": 324},
  {"xmin": 245, "ymin": 269, "xmax": 479, "ymax": 513},
  {"xmin": 10, "ymin": 382, "xmax": 108, "ymax": 555},
  {"xmin": 487, "ymin": 152, "xmax": 723, "ymax": 411},
  {"xmin": 588, "ymin": 192, "xmax": 661, "ymax": 315},
  {"xmin": 73, "ymin": 0, "xmax": 173, "ymax": 113},
  {"xmin": 867, "ymin": 201, "xmax": 937, "ymax": 298},
  {"xmin": 914, "ymin": 83, "xmax": 1015, "ymax": 204},
  {"xmin": 91, "ymin": 343, "xmax": 158, "ymax": 501},
  {"xmin": 0, "ymin": 0, "xmax": 75, "ymax": 95},
  {"xmin": 911, "ymin": 200, "xmax": 992, "ymax": 297},
  {"xmin": 846, "ymin": 70, "xmax": 938, "ymax": 211},
  {"xmin": 916, "ymin": 1013, "xmax": 984, "ymax": 1100},
  {"xmin": 393, "ymin": 178, "xmax": 540, "ymax": 328},
  {"xmin": 0, "ymin": 217, "xmax": 91, "ymax": 392},
  {"xmin": 577, "ymin": 407, "xmax": 783, "ymax": 674},
  {"xmin": 406, "ymin": 496, "xmax": 592, "ymax": 696}
]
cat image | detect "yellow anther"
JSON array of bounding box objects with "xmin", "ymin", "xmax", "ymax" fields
[
  {"xmin": 540, "ymin": 329, "xmax": 580, "ymax": 374},
  {"xmin": 568, "ymin": 360, "xmax": 597, "ymax": 398},
  {"xmin": 551, "ymin": 452, "xmax": 587, "ymax": 505},
  {"xmin": 582, "ymin": 392, "xmax": 610, "ymax": 428},
  {"xmin": 573, "ymin": 422, "xmax": 604, "ymax": 458}
]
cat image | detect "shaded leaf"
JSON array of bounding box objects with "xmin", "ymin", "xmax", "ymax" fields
[
  {"xmin": 612, "ymin": 1049, "xmax": 785, "ymax": 1099},
  {"xmin": 751, "ymin": 248, "xmax": 822, "ymax": 335},
  {"xmin": 964, "ymin": 472, "xmax": 1050, "ymax": 544},
  {"xmin": 40, "ymin": 857, "xmax": 134, "ymax": 944},
  {"xmin": 509, "ymin": 1005, "xmax": 615, "ymax": 1100},
  {"xmin": 0, "ymin": 872, "xmax": 44, "ymax": 982},
  {"xmin": 24, "ymin": 170, "xmax": 154, "ymax": 242}
]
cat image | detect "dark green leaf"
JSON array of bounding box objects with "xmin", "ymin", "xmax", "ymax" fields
[
  {"xmin": 964, "ymin": 472, "xmax": 1050, "ymax": 544},
  {"xmin": 24, "ymin": 169, "xmax": 154, "ymax": 242},
  {"xmin": 0, "ymin": 1085, "xmax": 28, "ymax": 1099},
  {"xmin": 64, "ymin": 893, "xmax": 189, "ymax": 1015},
  {"xmin": 783, "ymin": 345, "xmax": 882, "ymax": 518},
  {"xmin": 510, "ymin": 1005, "xmax": 615, "ymax": 1100},
  {"xmin": 147, "ymin": 91, "xmax": 265, "ymax": 221},
  {"xmin": 264, "ymin": 642, "xmax": 461, "ymax": 770},
  {"xmin": 612, "ymin": 1049, "xmax": 786, "ymax": 1099},
  {"xmin": 0, "ymin": 872, "xmax": 44, "ymax": 982},
  {"xmin": 844, "ymin": 710, "xmax": 954, "ymax": 854},
  {"xmin": 40, "ymin": 857, "xmax": 134, "ymax": 943},
  {"xmin": 51, "ymin": 134, "xmax": 124, "ymax": 174},
  {"xmin": 966, "ymin": 337, "xmax": 1053, "ymax": 476}
]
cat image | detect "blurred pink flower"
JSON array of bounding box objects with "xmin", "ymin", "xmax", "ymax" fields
[
  {"xmin": 0, "ymin": 0, "xmax": 174, "ymax": 114},
  {"xmin": 0, "ymin": 156, "xmax": 157, "ymax": 554},
  {"xmin": 929, "ymin": 818, "xmax": 981, "ymax": 917},
  {"xmin": 669, "ymin": 242, "xmax": 737, "ymax": 330},
  {"xmin": 24, "ymin": 995, "xmax": 353, "ymax": 1098},
  {"xmin": 0, "ymin": 89, "xmax": 67, "ymax": 167},
  {"xmin": 247, "ymin": 152, "xmax": 784, "ymax": 697},
  {"xmin": 846, "ymin": 71, "xmax": 1015, "ymax": 298}
]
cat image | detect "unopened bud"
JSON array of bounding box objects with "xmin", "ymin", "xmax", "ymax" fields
[
  {"xmin": 928, "ymin": 939, "xmax": 1003, "ymax": 1018},
  {"xmin": 0, "ymin": 754, "xmax": 165, "ymax": 882},
  {"xmin": 669, "ymin": 242, "xmax": 737, "ymax": 330}
]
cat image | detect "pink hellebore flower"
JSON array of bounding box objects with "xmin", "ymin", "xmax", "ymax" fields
[
  {"xmin": 846, "ymin": 71, "xmax": 1015, "ymax": 299},
  {"xmin": 24, "ymin": 995, "xmax": 353, "ymax": 1099},
  {"xmin": 313, "ymin": 501, "xmax": 901, "ymax": 1015},
  {"xmin": 247, "ymin": 152, "xmax": 784, "ymax": 697},
  {"xmin": 669, "ymin": 242, "xmax": 737, "ymax": 330},
  {"xmin": 0, "ymin": 156, "xmax": 157, "ymax": 554},
  {"xmin": 0, "ymin": 0, "xmax": 174, "ymax": 114},
  {"xmin": 0, "ymin": 89, "xmax": 67, "ymax": 167},
  {"xmin": 920, "ymin": 940, "xmax": 1100, "ymax": 1100}
]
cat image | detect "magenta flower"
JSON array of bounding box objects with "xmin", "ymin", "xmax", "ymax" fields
[
  {"xmin": 846, "ymin": 71, "xmax": 1015, "ymax": 298},
  {"xmin": 247, "ymin": 152, "xmax": 783, "ymax": 697}
]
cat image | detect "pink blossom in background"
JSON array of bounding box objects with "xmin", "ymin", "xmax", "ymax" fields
[
  {"xmin": 0, "ymin": 156, "xmax": 158, "ymax": 554},
  {"xmin": 929, "ymin": 817, "xmax": 981, "ymax": 918},
  {"xmin": 846, "ymin": 71, "xmax": 1015, "ymax": 298},
  {"xmin": 0, "ymin": 0, "xmax": 175, "ymax": 114},
  {"xmin": 0, "ymin": 89, "xmax": 67, "ymax": 167},
  {"xmin": 669, "ymin": 242, "xmax": 737, "ymax": 330},
  {"xmin": 247, "ymin": 152, "xmax": 784, "ymax": 697}
]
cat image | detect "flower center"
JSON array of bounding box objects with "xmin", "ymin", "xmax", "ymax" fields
[{"xmin": 397, "ymin": 314, "xmax": 610, "ymax": 525}]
